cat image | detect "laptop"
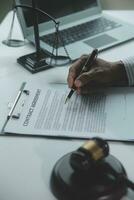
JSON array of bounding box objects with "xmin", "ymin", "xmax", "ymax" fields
[{"xmin": 15, "ymin": 0, "xmax": 134, "ymax": 60}]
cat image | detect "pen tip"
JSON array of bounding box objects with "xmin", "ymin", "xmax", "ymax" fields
[{"xmin": 65, "ymin": 97, "xmax": 69, "ymax": 104}]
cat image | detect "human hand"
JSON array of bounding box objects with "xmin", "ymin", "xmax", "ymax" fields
[{"xmin": 67, "ymin": 55, "xmax": 128, "ymax": 94}]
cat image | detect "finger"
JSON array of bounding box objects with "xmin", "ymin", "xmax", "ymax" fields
[
  {"xmin": 74, "ymin": 68, "xmax": 103, "ymax": 88},
  {"xmin": 67, "ymin": 55, "xmax": 87, "ymax": 88},
  {"xmin": 77, "ymin": 86, "xmax": 104, "ymax": 95}
]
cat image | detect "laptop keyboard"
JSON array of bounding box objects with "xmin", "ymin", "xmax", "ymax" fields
[{"xmin": 40, "ymin": 17, "xmax": 122, "ymax": 48}]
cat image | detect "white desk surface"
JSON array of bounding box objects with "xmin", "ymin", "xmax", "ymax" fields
[{"xmin": 0, "ymin": 11, "xmax": 134, "ymax": 200}]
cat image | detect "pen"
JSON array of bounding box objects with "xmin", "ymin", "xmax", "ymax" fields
[{"xmin": 65, "ymin": 49, "xmax": 98, "ymax": 104}]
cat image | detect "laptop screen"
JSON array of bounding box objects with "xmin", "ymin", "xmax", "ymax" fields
[{"xmin": 19, "ymin": 0, "xmax": 98, "ymax": 27}]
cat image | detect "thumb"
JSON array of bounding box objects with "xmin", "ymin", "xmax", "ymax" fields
[{"xmin": 74, "ymin": 68, "xmax": 101, "ymax": 87}]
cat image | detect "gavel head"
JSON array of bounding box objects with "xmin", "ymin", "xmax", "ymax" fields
[{"xmin": 70, "ymin": 137, "xmax": 109, "ymax": 172}]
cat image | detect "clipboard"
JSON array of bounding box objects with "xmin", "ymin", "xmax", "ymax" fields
[
  {"xmin": 2, "ymin": 81, "xmax": 134, "ymax": 142},
  {"xmin": 2, "ymin": 82, "xmax": 29, "ymax": 133}
]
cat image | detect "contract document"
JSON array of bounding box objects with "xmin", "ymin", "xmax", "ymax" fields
[{"xmin": 4, "ymin": 82, "xmax": 134, "ymax": 141}]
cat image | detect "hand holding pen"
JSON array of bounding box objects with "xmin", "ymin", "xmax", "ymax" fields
[
  {"xmin": 66, "ymin": 48, "xmax": 128, "ymax": 103},
  {"xmin": 65, "ymin": 49, "xmax": 98, "ymax": 103}
]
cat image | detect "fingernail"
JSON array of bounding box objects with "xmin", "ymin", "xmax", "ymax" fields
[{"xmin": 75, "ymin": 80, "xmax": 82, "ymax": 87}]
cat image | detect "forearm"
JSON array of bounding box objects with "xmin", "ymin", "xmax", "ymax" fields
[{"xmin": 122, "ymin": 56, "xmax": 134, "ymax": 86}]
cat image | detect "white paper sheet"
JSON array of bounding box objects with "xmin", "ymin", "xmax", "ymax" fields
[{"xmin": 4, "ymin": 82, "xmax": 134, "ymax": 141}]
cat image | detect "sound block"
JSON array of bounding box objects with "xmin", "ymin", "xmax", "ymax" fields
[{"xmin": 50, "ymin": 153, "xmax": 127, "ymax": 200}]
